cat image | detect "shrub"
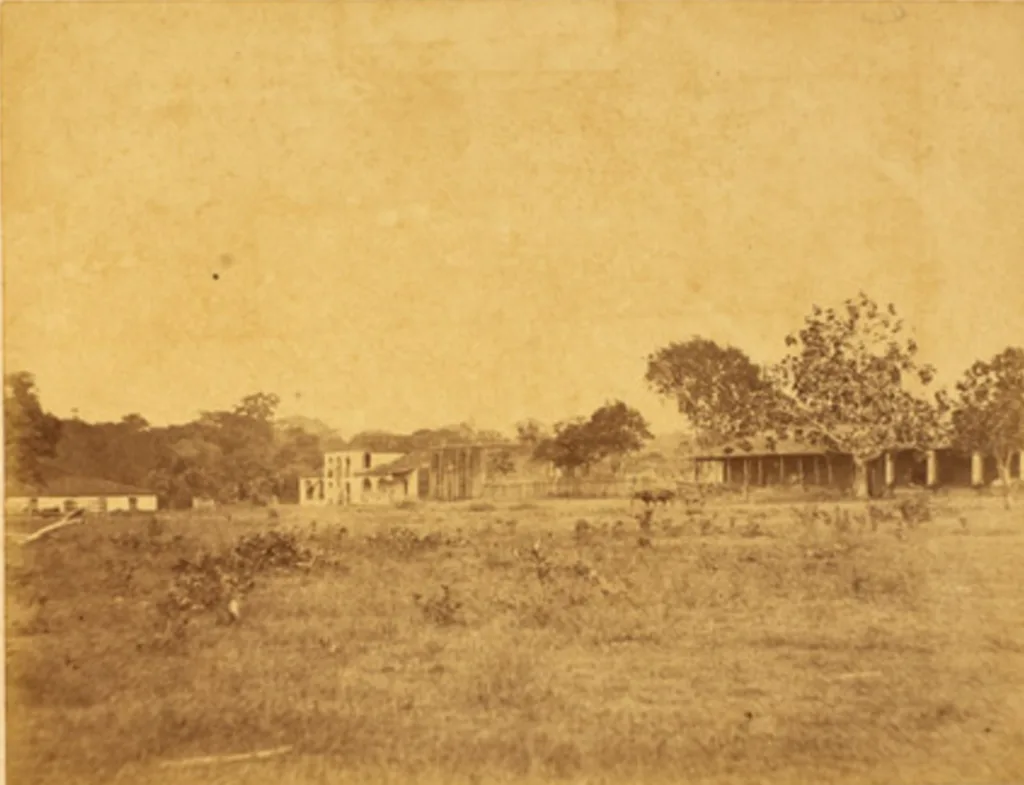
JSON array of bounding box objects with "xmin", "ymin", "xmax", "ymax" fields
[
  {"xmin": 868, "ymin": 504, "xmax": 896, "ymax": 524},
  {"xmin": 523, "ymin": 541, "xmax": 554, "ymax": 582},
  {"xmin": 898, "ymin": 494, "xmax": 932, "ymax": 526},
  {"xmin": 740, "ymin": 522, "xmax": 766, "ymax": 538},
  {"xmin": 153, "ymin": 530, "xmax": 311, "ymax": 645},
  {"xmin": 792, "ymin": 505, "xmax": 819, "ymax": 529},
  {"xmin": 699, "ymin": 517, "xmax": 721, "ymax": 536},
  {"xmin": 233, "ymin": 531, "xmax": 309, "ymax": 571},
  {"xmin": 165, "ymin": 552, "xmax": 255, "ymax": 616},
  {"xmin": 413, "ymin": 584, "xmax": 463, "ymax": 626},
  {"xmin": 574, "ymin": 519, "xmax": 592, "ymax": 543},
  {"xmin": 364, "ymin": 526, "xmax": 459, "ymax": 558}
]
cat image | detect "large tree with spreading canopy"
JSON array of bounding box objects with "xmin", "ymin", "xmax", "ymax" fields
[{"xmin": 646, "ymin": 293, "xmax": 945, "ymax": 497}]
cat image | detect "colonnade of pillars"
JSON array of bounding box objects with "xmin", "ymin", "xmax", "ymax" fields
[
  {"xmin": 906, "ymin": 449, "xmax": 1021, "ymax": 487},
  {"xmin": 713, "ymin": 449, "xmax": 1024, "ymax": 489},
  {"xmin": 717, "ymin": 453, "xmax": 841, "ymax": 487},
  {"xmin": 862, "ymin": 449, "xmax": 1003, "ymax": 489}
]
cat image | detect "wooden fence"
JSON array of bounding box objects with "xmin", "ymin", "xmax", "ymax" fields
[{"xmin": 480, "ymin": 477, "xmax": 672, "ymax": 501}]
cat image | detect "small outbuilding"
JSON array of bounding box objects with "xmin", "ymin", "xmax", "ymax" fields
[
  {"xmin": 358, "ymin": 452, "xmax": 431, "ymax": 503},
  {"xmin": 5, "ymin": 475, "xmax": 159, "ymax": 515}
]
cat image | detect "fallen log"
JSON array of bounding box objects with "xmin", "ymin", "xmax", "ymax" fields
[{"xmin": 21, "ymin": 509, "xmax": 86, "ymax": 545}]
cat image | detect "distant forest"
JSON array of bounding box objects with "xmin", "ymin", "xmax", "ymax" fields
[
  {"xmin": 3, "ymin": 375, "xmax": 514, "ymax": 508},
  {"xmin": 5, "ymin": 373, "xmax": 689, "ymax": 510}
]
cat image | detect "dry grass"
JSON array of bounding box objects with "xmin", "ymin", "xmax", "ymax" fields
[{"xmin": 5, "ymin": 495, "xmax": 1024, "ymax": 785}]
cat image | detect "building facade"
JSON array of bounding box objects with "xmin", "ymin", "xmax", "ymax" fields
[
  {"xmin": 298, "ymin": 450, "xmax": 407, "ymax": 506},
  {"xmin": 692, "ymin": 438, "xmax": 1024, "ymax": 496}
]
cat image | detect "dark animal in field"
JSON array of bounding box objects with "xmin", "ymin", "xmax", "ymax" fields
[{"xmin": 631, "ymin": 488, "xmax": 676, "ymax": 508}]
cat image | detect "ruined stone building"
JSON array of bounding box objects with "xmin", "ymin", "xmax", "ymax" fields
[{"xmin": 298, "ymin": 449, "xmax": 406, "ymax": 506}]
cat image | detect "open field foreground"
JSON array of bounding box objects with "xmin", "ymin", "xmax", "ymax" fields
[{"xmin": 6, "ymin": 496, "xmax": 1024, "ymax": 785}]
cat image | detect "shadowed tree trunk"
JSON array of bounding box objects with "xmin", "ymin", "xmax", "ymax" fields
[
  {"xmin": 997, "ymin": 454, "xmax": 1014, "ymax": 510},
  {"xmin": 852, "ymin": 456, "xmax": 870, "ymax": 499}
]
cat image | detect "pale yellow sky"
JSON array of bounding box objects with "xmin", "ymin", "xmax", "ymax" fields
[{"xmin": 3, "ymin": 2, "xmax": 1023, "ymax": 436}]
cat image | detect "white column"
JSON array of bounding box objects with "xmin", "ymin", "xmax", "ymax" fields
[
  {"xmin": 971, "ymin": 452, "xmax": 984, "ymax": 486},
  {"xmin": 884, "ymin": 452, "xmax": 895, "ymax": 487},
  {"xmin": 926, "ymin": 450, "xmax": 938, "ymax": 487}
]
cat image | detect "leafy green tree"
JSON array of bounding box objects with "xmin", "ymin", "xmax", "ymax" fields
[
  {"xmin": 272, "ymin": 426, "xmax": 323, "ymax": 503},
  {"xmin": 120, "ymin": 413, "xmax": 150, "ymax": 432},
  {"xmin": 234, "ymin": 392, "xmax": 281, "ymax": 424},
  {"xmin": 950, "ymin": 347, "xmax": 1024, "ymax": 508},
  {"xmin": 533, "ymin": 418, "xmax": 592, "ymax": 477},
  {"xmin": 645, "ymin": 338, "xmax": 773, "ymax": 448},
  {"xmin": 646, "ymin": 293, "xmax": 944, "ymax": 497},
  {"xmin": 147, "ymin": 436, "xmax": 227, "ymax": 508},
  {"xmin": 201, "ymin": 393, "xmax": 282, "ymax": 503},
  {"xmin": 585, "ymin": 400, "xmax": 655, "ymax": 465},
  {"xmin": 769, "ymin": 293, "xmax": 943, "ymax": 496},
  {"xmin": 4, "ymin": 372, "xmax": 62, "ymax": 487},
  {"xmin": 475, "ymin": 429, "xmax": 510, "ymax": 444},
  {"xmin": 486, "ymin": 449, "xmax": 517, "ymax": 479},
  {"xmin": 349, "ymin": 424, "xmax": 508, "ymax": 453},
  {"xmin": 515, "ymin": 419, "xmax": 549, "ymax": 447},
  {"xmin": 534, "ymin": 401, "xmax": 652, "ymax": 478},
  {"xmin": 349, "ymin": 430, "xmax": 416, "ymax": 452},
  {"xmin": 26, "ymin": 383, "xmax": 326, "ymax": 508}
]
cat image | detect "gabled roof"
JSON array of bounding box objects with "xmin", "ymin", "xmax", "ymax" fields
[
  {"xmin": 358, "ymin": 452, "xmax": 431, "ymax": 478},
  {"xmin": 5, "ymin": 474, "xmax": 156, "ymax": 498}
]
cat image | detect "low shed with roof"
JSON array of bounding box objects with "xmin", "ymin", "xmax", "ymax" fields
[
  {"xmin": 5, "ymin": 475, "xmax": 159, "ymax": 515},
  {"xmin": 359, "ymin": 452, "xmax": 431, "ymax": 503}
]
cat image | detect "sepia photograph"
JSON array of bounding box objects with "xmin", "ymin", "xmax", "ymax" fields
[{"xmin": 3, "ymin": 1, "xmax": 1023, "ymax": 783}]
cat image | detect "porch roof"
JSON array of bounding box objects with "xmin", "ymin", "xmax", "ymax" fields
[
  {"xmin": 693, "ymin": 436, "xmax": 832, "ymax": 460},
  {"xmin": 694, "ymin": 436, "xmax": 959, "ymax": 461}
]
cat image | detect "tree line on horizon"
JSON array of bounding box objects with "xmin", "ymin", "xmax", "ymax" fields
[
  {"xmin": 1, "ymin": 374, "xmax": 658, "ymax": 508},
  {"xmin": 5, "ymin": 292, "xmax": 1023, "ymax": 506}
]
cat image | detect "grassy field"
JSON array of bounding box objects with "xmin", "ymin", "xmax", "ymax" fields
[{"xmin": 5, "ymin": 493, "xmax": 1024, "ymax": 785}]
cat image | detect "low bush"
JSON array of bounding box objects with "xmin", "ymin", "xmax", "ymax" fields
[
  {"xmin": 413, "ymin": 584, "xmax": 464, "ymax": 626},
  {"xmin": 898, "ymin": 494, "xmax": 932, "ymax": 525},
  {"xmin": 364, "ymin": 526, "xmax": 462, "ymax": 558}
]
